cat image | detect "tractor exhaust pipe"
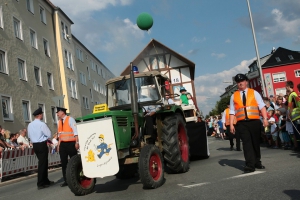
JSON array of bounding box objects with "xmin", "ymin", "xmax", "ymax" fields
[{"xmin": 129, "ymin": 62, "xmax": 139, "ymax": 140}]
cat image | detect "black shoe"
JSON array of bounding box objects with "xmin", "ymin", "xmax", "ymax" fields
[
  {"xmin": 60, "ymin": 182, "xmax": 68, "ymax": 187},
  {"xmin": 45, "ymin": 181, "xmax": 54, "ymax": 186},
  {"xmin": 230, "ymin": 146, "xmax": 233, "ymax": 151},
  {"xmin": 255, "ymin": 164, "xmax": 265, "ymax": 169},
  {"xmin": 38, "ymin": 185, "xmax": 49, "ymax": 190},
  {"xmin": 236, "ymin": 148, "xmax": 242, "ymax": 151},
  {"xmin": 244, "ymin": 166, "xmax": 255, "ymax": 173}
]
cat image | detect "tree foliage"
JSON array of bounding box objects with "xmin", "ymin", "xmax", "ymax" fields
[{"xmin": 207, "ymin": 96, "xmax": 231, "ymax": 117}]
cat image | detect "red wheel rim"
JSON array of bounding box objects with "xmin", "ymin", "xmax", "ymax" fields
[
  {"xmin": 149, "ymin": 153, "xmax": 162, "ymax": 181},
  {"xmin": 78, "ymin": 165, "xmax": 93, "ymax": 188},
  {"xmin": 178, "ymin": 123, "xmax": 188, "ymax": 162}
]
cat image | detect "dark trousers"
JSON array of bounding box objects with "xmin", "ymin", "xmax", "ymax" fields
[
  {"xmin": 226, "ymin": 125, "xmax": 241, "ymax": 149},
  {"xmin": 145, "ymin": 115, "xmax": 156, "ymax": 140},
  {"xmin": 59, "ymin": 142, "xmax": 77, "ymax": 181},
  {"xmin": 32, "ymin": 141, "xmax": 50, "ymax": 187},
  {"xmin": 235, "ymin": 120, "xmax": 262, "ymax": 168}
]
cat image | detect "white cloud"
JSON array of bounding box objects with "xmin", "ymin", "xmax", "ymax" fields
[
  {"xmin": 191, "ymin": 37, "xmax": 206, "ymax": 43},
  {"xmin": 211, "ymin": 53, "xmax": 226, "ymax": 59},
  {"xmin": 225, "ymin": 39, "xmax": 231, "ymax": 43},
  {"xmin": 50, "ymin": 0, "xmax": 133, "ymax": 18},
  {"xmin": 195, "ymin": 58, "xmax": 255, "ymax": 116},
  {"xmin": 187, "ymin": 49, "xmax": 199, "ymax": 55}
]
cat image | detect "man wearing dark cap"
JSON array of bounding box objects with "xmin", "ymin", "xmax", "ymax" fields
[
  {"xmin": 229, "ymin": 73, "xmax": 268, "ymax": 173},
  {"xmin": 56, "ymin": 107, "xmax": 79, "ymax": 187},
  {"xmin": 28, "ymin": 107, "xmax": 54, "ymax": 189}
]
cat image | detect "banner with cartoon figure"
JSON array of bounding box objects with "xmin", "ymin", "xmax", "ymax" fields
[{"xmin": 77, "ymin": 117, "xmax": 119, "ymax": 178}]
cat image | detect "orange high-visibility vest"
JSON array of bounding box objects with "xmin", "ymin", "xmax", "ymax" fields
[
  {"xmin": 225, "ymin": 108, "xmax": 237, "ymax": 125},
  {"xmin": 233, "ymin": 89, "xmax": 260, "ymax": 121},
  {"xmin": 58, "ymin": 116, "xmax": 76, "ymax": 142}
]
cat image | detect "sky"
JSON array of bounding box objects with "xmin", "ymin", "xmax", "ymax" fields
[{"xmin": 50, "ymin": 0, "xmax": 300, "ymax": 116}]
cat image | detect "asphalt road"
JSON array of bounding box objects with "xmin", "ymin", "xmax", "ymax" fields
[{"xmin": 0, "ymin": 137, "xmax": 299, "ymax": 200}]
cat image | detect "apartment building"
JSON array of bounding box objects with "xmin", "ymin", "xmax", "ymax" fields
[
  {"xmin": 0, "ymin": 0, "xmax": 62, "ymax": 133},
  {"xmin": 73, "ymin": 36, "xmax": 114, "ymax": 116},
  {"xmin": 0, "ymin": 0, "xmax": 114, "ymax": 133}
]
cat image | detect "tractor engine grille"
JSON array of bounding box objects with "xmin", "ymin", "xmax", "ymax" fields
[{"xmin": 116, "ymin": 117, "xmax": 128, "ymax": 126}]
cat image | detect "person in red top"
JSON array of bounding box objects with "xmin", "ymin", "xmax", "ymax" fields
[
  {"xmin": 229, "ymin": 74, "xmax": 268, "ymax": 173},
  {"xmin": 56, "ymin": 107, "xmax": 79, "ymax": 187}
]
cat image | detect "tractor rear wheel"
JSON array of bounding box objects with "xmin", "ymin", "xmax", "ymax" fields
[
  {"xmin": 66, "ymin": 155, "xmax": 96, "ymax": 196},
  {"xmin": 162, "ymin": 114, "xmax": 190, "ymax": 173},
  {"xmin": 139, "ymin": 145, "xmax": 164, "ymax": 189}
]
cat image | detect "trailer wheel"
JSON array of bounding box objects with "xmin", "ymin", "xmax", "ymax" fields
[
  {"xmin": 162, "ymin": 114, "xmax": 190, "ymax": 173},
  {"xmin": 116, "ymin": 164, "xmax": 137, "ymax": 179},
  {"xmin": 139, "ymin": 145, "xmax": 165, "ymax": 189},
  {"xmin": 66, "ymin": 155, "xmax": 96, "ymax": 196}
]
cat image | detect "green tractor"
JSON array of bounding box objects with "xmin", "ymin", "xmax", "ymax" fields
[{"xmin": 66, "ymin": 67, "xmax": 190, "ymax": 196}]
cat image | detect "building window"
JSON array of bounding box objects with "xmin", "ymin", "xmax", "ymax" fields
[
  {"xmin": 1, "ymin": 95, "xmax": 13, "ymax": 120},
  {"xmin": 61, "ymin": 21, "xmax": 69, "ymax": 41},
  {"xmin": 79, "ymin": 72, "xmax": 87, "ymax": 85},
  {"xmin": 64, "ymin": 50, "xmax": 73, "ymax": 70},
  {"xmin": 39, "ymin": 6, "xmax": 46, "ymax": 24},
  {"xmin": 90, "ymin": 60, "xmax": 95, "ymax": 71},
  {"xmin": 93, "ymin": 80, "xmax": 98, "ymax": 92},
  {"xmin": 76, "ymin": 48, "xmax": 84, "ymax": 62},
  {"xmin": 0, "ymin": 50, "xmax": 7, "ymax": 74},
  {"xmin": 0, "ymin": 6, "xmax": 3, "ymax": 29},
  {"xmin": 150, "ymin": 55, "xmax": 166, "ymax": 70},
  {"xmin": 68, "ymin": 78, "xmax": 77, "ymax": 99},
  {"xmin": 13, "ymin": 17, "xmax": 23, "ymax": 40},
  {"xmin": 43, "ymin": 38, "xmax": 50, "ymax": 57},
  {"xmin": 87, "ymin": 66, "xmax": 91, "ymax": 80},
  {"xmin": 30, "ymin": 29, "xmax": 37, "ymax": 49},
  {"xmin": 275, "ymin": 88, "xmax": 286, "ymax": 96},
  {"xmin": 295, "ymin": 70, "xmax": 300, "ymax": 77},
  {"xmin": 90, "ymin": 88, "xmax": 93, "ymax": 102},
  {"xmin": 22, "ymin": 100, "xmax": 31, "ymax": 122},
  {"xmin": 34, "ymin": 66, "xmax": 42, "ymax": 86},
  {"xmin": 82, "ymin": 96, "xmax": 89, "ymax": 109},
  {"xmin": 18, "ymin": 58, "xmax": 27, "ymax": 80},
  {"xmin": 47, "ymin": 72, "xmax": 54, "ymax": 89},
  {"xmin": 272, "ymin": 72, "xmax": 286, "ymax": 83},
  {"xmin": 51, "ymin": 106, "xmax": 57, "ymax": 123},
  {"xmin": 288, "ymin": 55, "xmax": 294, "ymax": 60},
  {"xmin": 275, "ymin": 57, "xmax": 281, "ymax": 62},
  {"xmin": 38, "ymin": 103, "xmax": 46, "ymax": 122},
  {"xmin": 26, "ymin": 0, "xmax": 34, "ymax": 14}
]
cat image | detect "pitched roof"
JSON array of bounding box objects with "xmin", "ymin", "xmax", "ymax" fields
[
  {"xmin": 262, "ymin": 47, "xmax": 300, "ymax": 68},
  {"xmin": 120, "ymin": 39, "xmax": 195, "ymax": 78}
]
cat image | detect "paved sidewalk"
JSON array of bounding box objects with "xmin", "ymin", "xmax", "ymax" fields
[{"xmin": 0, "ymin": 166, "xmax": 61, "ymax": 187}]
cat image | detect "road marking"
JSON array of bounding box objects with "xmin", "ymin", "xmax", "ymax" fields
[
  {"xmin": 179, "ymin": 182, "xmax": 211, "ymax": 188},
  {"xmin": 224, "ymin": 171, "xmax": 266, "ymax": 180}
]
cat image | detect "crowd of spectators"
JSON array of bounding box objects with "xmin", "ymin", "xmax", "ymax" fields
[
  {"xmin": 205, "ymin": 80, "xmax": 300, "ymax": 152},
  {"xmin": 0, "ymin": 125, "xmax": 59, "ymax": 154}
]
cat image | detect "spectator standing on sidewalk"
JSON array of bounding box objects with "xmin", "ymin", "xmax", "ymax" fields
[
  {"xmin": 222, "ymin": 101, "xmax": 240, "ymax": 150},
  {"xmin": 230, "ymin": 74, "xmax": 268, "ymax": 173},
  {"xmin": 56, "ymin": 107, "xmax": 79, "ymax": 187},
  {"xmin": 28, "ymin": 107, "xmax": 54, "ymax": 190},
  {"xmin": 286, "ymin": 81, "xmax": 300, "ymax": 151}
]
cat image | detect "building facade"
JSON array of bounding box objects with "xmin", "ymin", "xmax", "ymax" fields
[
  {"xmin": 0, "ymin": 0, "xmax": 114, "ymax": 133},
  {"xmin": 120, "ymin": 39, "xmax": 197, "ymax": 105},
  {"xmin": 247, "ymin": 47, "xmax": 300, "ymax": 97}
]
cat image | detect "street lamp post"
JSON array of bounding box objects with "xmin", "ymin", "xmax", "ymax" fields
[{"xmin": 246, "ymin": 0, "xmax": 267, "ymax": 97}]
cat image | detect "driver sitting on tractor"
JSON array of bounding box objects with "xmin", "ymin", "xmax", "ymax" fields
[{"xmin": 144, "ymin": 104, "xmax": 160, "ymax": 144}]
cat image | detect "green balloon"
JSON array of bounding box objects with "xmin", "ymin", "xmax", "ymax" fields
[{"xmin": 137, "ymin": 12, "xmax": 153, "ymax": 31}]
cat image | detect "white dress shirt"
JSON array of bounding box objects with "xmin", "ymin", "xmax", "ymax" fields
[{"xmin": 28, "ymin": 119, "xmax": 51, "ymax": 143}]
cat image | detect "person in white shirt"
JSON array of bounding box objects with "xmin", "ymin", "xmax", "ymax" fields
[{"xmin": 17, "ymin": 128, "xmax": 31, "ymax": 147}]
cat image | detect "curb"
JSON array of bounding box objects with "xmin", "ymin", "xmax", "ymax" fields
[{"xmin": 0, "ymin": 167, "xmax": 61, "ymax": 187}]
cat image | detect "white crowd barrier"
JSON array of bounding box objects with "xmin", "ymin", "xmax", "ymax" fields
[{"xmin": 0, "ymin": 147, "xmax": 61, "ymax": 182}]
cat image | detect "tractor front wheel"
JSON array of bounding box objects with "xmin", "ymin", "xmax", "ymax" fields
[
  {"xmin": 66, "ymin": 155, "xmax": 96, "ymax": 196},
  {"xmin": 139, "ymin": 145, "xmax": 165, "ymax": 189}
]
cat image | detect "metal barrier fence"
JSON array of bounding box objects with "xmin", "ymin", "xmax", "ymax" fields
[{"xmin": 0, "ymin": 147, "xmax": 61, "ymax": 182}]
